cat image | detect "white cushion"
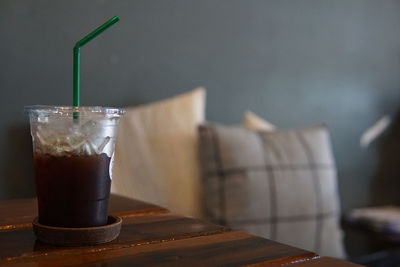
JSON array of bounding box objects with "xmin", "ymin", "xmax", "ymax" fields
[
  {"xmin": 242, "ymin": 111, "xmax": 276, "ymax": 131},
  {"xmin": 111, "ymin": 88, "xmax": 205, "ymax": 217}
]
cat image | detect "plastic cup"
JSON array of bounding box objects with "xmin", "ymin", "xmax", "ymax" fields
[{"xmin": 25, "ymin": 106, "xmax": 125, "ymax": 228}]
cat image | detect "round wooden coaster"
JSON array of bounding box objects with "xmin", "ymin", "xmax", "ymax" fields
[{"xmin": 32, "ymin": 216, "xmax": 122, "ymax": 246}]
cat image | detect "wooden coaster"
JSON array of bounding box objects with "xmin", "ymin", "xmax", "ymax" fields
[{"xmin": 32, "ymin": 216, "xmax": 122, "ymax": 246}]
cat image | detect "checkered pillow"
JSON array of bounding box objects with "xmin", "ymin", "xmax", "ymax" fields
[{"xmin": 198, "ymin": 124, "xmax": 345, "ymax": 258}]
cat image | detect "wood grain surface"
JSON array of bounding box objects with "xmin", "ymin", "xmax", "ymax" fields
[{"xmin": 0, "ymin": 195, "xmax": 359, "ymax": 266}]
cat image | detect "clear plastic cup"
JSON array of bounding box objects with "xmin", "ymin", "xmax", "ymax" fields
[{"xmin": 25, "ymin": 106, "xmax": 125, "ymax": 228}]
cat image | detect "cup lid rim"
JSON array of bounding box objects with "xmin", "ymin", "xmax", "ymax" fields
[{"xmin": 24, "ymin": 105, "xmax": 125, "ymax": 117}]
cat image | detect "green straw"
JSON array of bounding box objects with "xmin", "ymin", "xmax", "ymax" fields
[{"xmin": 73, "ymin": 16, "xmax": 120, "ymax": 119}]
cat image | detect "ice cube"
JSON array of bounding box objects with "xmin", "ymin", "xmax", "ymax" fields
[
  {"xmin": 80, "ymin": 120, "xmax": 98, "ymax": 137},
  {"xmin": 80, "ymin": 142, "xmax": 93, "ymax": 154},
  {"xmin": 97, "ymin": 136, "xmax": 111, "ymax": 153},
  {"xmin": 33, "ymin": 120, "xmax": 105, "ymax": 156}
]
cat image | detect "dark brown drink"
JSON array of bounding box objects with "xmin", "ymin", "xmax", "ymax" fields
[{"xmin": 34, "ymin": 153, "xmax": 111, "ymax": 228}]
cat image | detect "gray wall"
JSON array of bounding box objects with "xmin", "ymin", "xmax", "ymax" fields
[{"xmin": 1, "ymin": 0, "xmax": 400, "ymax": 214}]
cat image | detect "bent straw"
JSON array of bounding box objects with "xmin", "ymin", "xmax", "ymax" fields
[{"xmin": 73, "ymin": 16, "xmax": 120, "ymax": 119}]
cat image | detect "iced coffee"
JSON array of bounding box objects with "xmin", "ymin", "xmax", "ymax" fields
[{"xmin": 26, "ymin": 106, "xmax": 124, "ymax": 228}]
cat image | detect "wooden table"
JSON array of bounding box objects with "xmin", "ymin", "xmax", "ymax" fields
[{"xmin": 0, "ymin": 194, "xmax": 360, "ymax": 266}]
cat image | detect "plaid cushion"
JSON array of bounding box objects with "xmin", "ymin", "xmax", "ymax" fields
[{"xmin": 198, "ymin": 124, "xmax": 345, "ymax": 258}]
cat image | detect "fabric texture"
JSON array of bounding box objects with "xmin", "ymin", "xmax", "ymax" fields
[
  {"xmin": 198, "ymin": 123, "xmax": 345, "ymax": 258},
  {"xmin": 111, "ymin": 88, "xmax": 205, "ymax": 217},
  {"xmin": 243, "ymin": 111, "xmax": 276, "ymax": 131}
]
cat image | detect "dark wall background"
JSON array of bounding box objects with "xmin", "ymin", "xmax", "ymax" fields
[{"xmin": 1, "ymin": 0, "xmax": 400, "ymax": 214}]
